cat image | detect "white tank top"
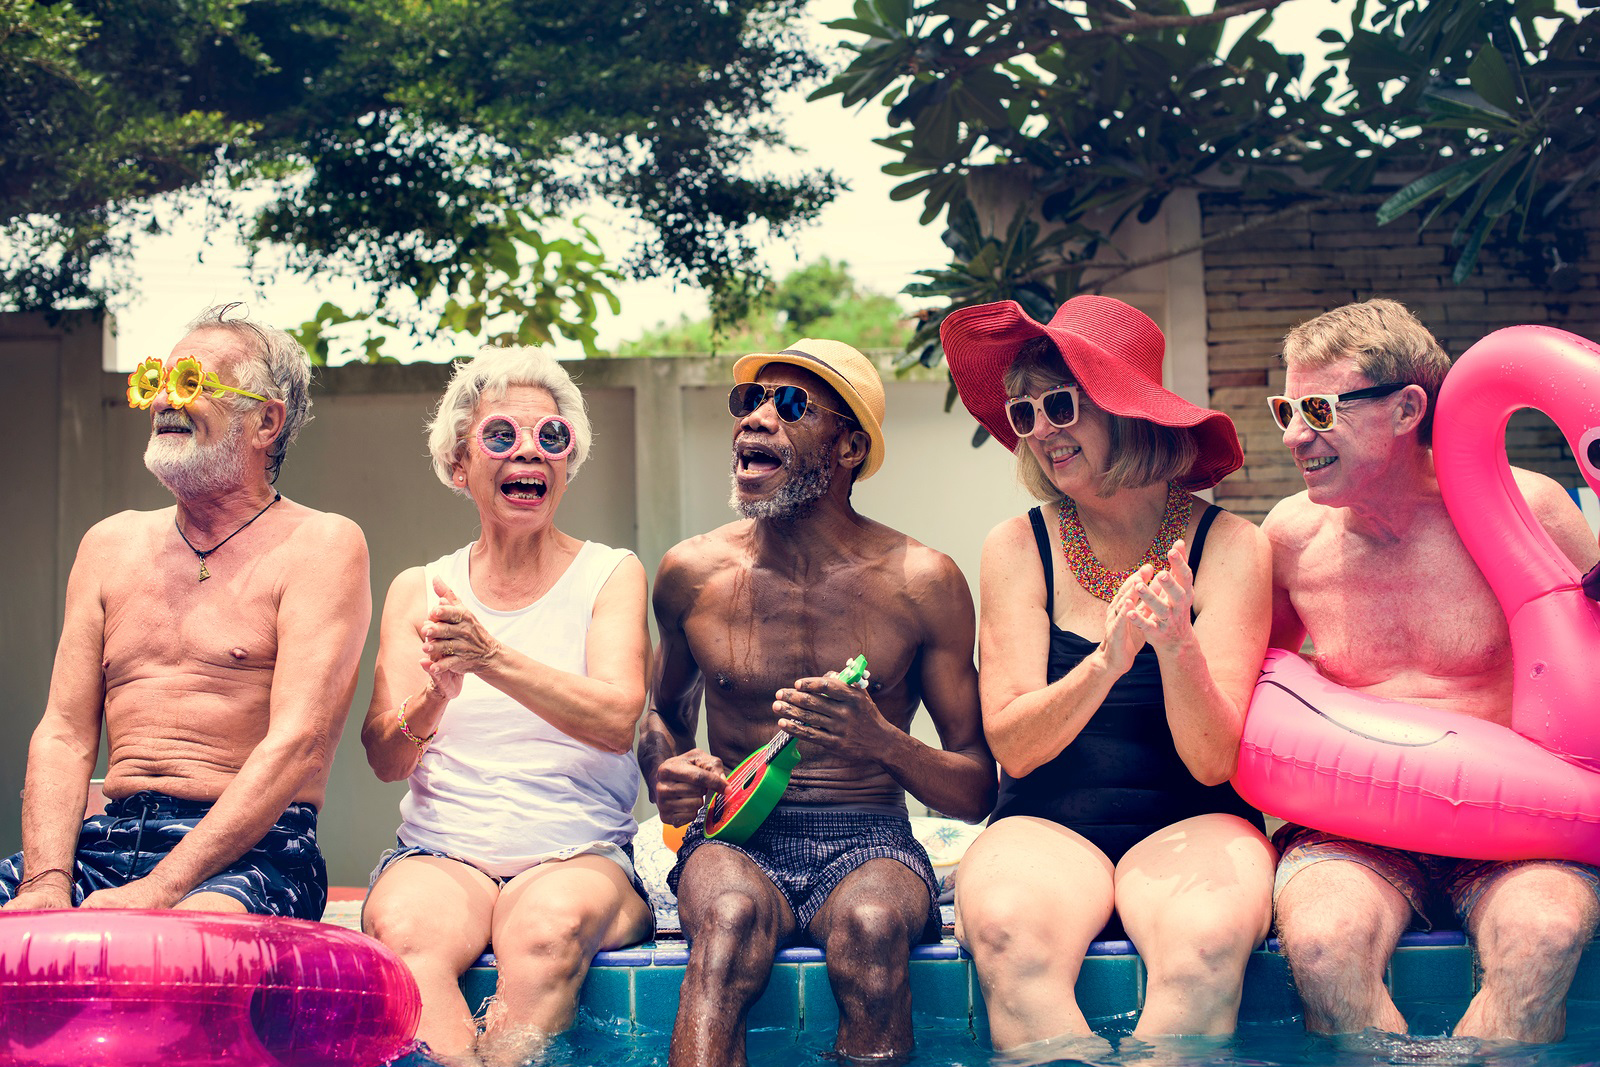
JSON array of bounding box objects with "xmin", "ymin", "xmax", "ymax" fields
[{"xmin": 395, "ymin": 540, "xmax": 643, "ymax": 878}]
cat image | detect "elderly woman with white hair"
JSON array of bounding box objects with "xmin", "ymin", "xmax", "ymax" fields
[{"xmin": 360, "ymin": 346, "xmax": 652, "ymax": 1067}]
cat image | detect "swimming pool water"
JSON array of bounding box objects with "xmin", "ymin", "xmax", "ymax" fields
[{"xmin": 387, "ymin": 996, "xmax": 1600, "ymax": 1067}]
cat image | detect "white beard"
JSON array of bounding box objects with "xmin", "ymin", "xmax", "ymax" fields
[
  {"xmin": 144, "ymin": 411, "xmax": 251, "ymax": 499},
  {"xmin": 729, "ymin": 440, "xmax": 834, "ymax": 521}
]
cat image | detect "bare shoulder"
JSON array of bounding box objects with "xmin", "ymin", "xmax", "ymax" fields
[
  {"xmin": 1511, "ymin": 466, "xmax": 1599, "ymax": 568},
  {"xmin": 1261, "ymin": 490, "xmax": 1319, "ymax": 551},
  {"xmin": 282, "ymin": 503, "xmax": 367, "ymax": 557},
  {"xmin": 896, "ymin": 528, "xmax": 971, "ymax": 604},
  {"xmin": 384, "ymin": 564, "xmax": 429, "ymax": 605},
  {"xmin": 1200, "ymin": 507, "xmax": 1269, "ymax": 561},
  {"xmin": 80, "ymin": 508, "xmax": 166, "ymax": 555},
  {"xmin": 981, "ymin": 512, "xmax": 1037, "ymax": 561},
  {"xmin": 653, "ymin": 521, "xmax": 747, "ymax": 614}
]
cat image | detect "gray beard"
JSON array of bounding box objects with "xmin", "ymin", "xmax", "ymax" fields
[
  {"xmin": 729, "ymin": 440, "xmax": 834, "ymax": 521},
  {"xmin": 144, "ymin": 413, "xmax": 250, "ymax": 499}
]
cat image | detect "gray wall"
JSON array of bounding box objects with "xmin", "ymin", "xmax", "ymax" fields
[{"xmin": 0, "ymin": 312, "xmax": 1036, "ymax": 885}]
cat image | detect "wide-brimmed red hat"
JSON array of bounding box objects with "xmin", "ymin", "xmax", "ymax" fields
[{"xmin": 941, "ymin": 296, "xmax": 1243, "ymax": 490}]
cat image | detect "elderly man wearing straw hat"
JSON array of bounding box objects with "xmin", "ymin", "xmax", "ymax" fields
[
  {"xmin": 941, "ymin": 296, "xmax": 1276, "ymax": 1049},
  {"xmin": 639, "ymin": 339, "xmax": 997, "ymax": 1067}
]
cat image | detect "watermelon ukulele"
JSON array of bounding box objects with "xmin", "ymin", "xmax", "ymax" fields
[{"xmin": 703, "ymin": 655, "xmax": 869, "ymax": 845}]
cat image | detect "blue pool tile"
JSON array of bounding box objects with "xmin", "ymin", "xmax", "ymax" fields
[
  {"xmin": 1389, "ymin": 944, "xmax": 1475, "ymax": 1002},
  {"xmin": 462, "ymin": 967, "xmax": 497, "ymax": 1017},
  {"xmin": 799, "ymin": 963, "xmax": 839, "ymax": 1033},
  {"xmin": 593, "ymin": 947, "xmax": 655, "ymax": 967},
  {"xmin": 748, "ymin": 963, "xmax": 801, "ymax": 1031},
  {"xmin": 912, "ymin": 958, "xmax": 973, "ymax": 1028},
  {"xmin": 1240, "ymin": 949, "xmax": 1301, "ymax": 1024},
  {"xmin": 632, "ymin": 966, "xmax": 685, "ymax": 1033},
  {"xmin": 577, "ymin": 965, "xmax": 634, "ymax": 1030},
  {"xmin": 1076, "ymin": 954, "xmax": 1144, "ymax": 1023}
]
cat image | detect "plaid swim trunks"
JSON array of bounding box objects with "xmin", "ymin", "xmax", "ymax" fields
[
  {"xmin": 0, "ymin": 791, "xmax": 326, "ymax": 920},
  {"xmin": 669, "ymin": 804, "xmax": 941, "ymax": 938}
]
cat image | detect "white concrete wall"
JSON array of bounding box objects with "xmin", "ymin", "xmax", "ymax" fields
[{"xmin": 0, "ymin": 314, "xmax": 1034, "ymax": 885}]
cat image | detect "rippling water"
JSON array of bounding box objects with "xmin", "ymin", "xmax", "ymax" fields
[{"xmin": 389, "ymin": 995, "xmax": 1600, "ymax": 1067}]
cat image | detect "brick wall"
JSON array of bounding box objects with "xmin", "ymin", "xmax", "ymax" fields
[{"xmin": 1200, "ymin": 193, "xmax": 1600, "ymax": 522}]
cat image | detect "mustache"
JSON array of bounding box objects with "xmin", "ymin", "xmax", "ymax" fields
[{"xmin": 153, "ymin": 411, "xmax": 195, "ymax": 432}]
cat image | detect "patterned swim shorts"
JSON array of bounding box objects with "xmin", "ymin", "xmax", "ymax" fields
[
  {"xmin": 0, "ymin": 790, "xmax": 326, "ymax": 919},
  {"xmin": 670, "ymin": 804, "xmax": 941, "ymax": 939},
  {"xmin": 1273, "ymin": 824, "xmax": 1600, "ymax": 930}
]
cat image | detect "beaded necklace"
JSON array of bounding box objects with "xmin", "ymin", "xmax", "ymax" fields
[{"xmin": 1058, "ymin": 481, "xmax": 1191, "ymax": 602}]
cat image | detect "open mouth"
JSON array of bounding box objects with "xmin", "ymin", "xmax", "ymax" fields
[
  {"xmin": 736, "ymin": 440, "xmax": 784, "ymax": 476},
  {"xmin": 1302, "ymin": 456, "xmax": 1336, "ymax": 472},
  {"xmin": 501, "ymin": 475, "xmax": 548, "ymax": 501},
  {"xmin": 1046, "ymin": 444, "xmax": 1082, "ymax": 464},
  {"xmin": 154, "ymin": 415, "xmax": 193, "ymax": 436}
]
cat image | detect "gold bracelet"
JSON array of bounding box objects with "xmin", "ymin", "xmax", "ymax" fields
[{"xmin": 396, "ymin": 695, "xmax": 437, "ymax": 749}]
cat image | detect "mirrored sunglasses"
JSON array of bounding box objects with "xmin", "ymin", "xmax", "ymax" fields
[
  {"xmin": 475, "ymin": 413, "xmax": 575, "ymax": 461},
  {"xmin": 1267, "ymin": 382, "xmax": 1407, "ymax": 432},
  {"xmin": 127, "ymin": 356, "xmax": 268, "ymax": 410},
  {"xmin": 728, "ymin": 383, "xmax": 854, "ymax": 425},
  {"xmin": 1005, "ymin": 385, "xmax": 1080, "ymax": 438}
]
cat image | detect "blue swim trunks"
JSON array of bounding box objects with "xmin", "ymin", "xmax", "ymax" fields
[{"xmin": 0, "ymin": 791, "xmax": 327, "ymax": 919}]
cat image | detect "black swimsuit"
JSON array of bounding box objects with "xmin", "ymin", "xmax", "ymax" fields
[{"xmin": 988, "ymin": 504, "xmax": 1263, "ymax": 865}]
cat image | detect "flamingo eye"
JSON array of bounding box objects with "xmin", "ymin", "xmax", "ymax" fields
[{"xmin": 1582, "ymin": 427, "xmax": 1600, "ymax": 477}]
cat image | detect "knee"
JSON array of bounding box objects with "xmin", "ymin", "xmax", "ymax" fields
[
  {"xmin": 1147, "ymin": 908, "xmax": 1261, "ymax": 987},
  {"xmin": 1279, "ymin": 904, "xmax": 1386, "ymax": 981},
  {"xmin": 825, "ymin": 899, "xmax": 918, "ymax": 969},
  {"xmin": 497, "ymin": 904, "xmax": 593, "ymax": 976},
  {"xmin": 959, "ymin": 885, "xmax": 1051, "ymax": 967},
  {"xmin": 366, "ymin": 902, "xmax": 451, "ymax": 962},
  {"xmin": 1480, "ymin": 902, "xmax": 1597, "ymax": 965}
]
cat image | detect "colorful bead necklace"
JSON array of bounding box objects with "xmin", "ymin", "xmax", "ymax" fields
[{"xmin": 1057, "ymin": 481, "xmax": 1191, "ymax": 602}]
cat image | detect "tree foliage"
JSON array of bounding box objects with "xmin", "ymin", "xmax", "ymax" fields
[
  {"xmin": 2, "ymin": 0, "xmax": 841, "ymax": 359},
  {"xmin": 615, "ymin": 257, "xmax": 913, "ymax": 355},
  {"xmin": 815, "ymin": 0, "xmax": 1599, "ymax": 367}
]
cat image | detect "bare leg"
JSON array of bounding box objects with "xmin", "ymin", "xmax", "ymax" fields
[
  {"xmin": 669, "ymin": 845, "xmax": 795, "ymax": 1067},
  {"xmin": 1275, "ymin": 859, "xmax": 1411, "ymax": 1035},
  {"xmin": 1456, "ymin": 862, "xmax": 1600, "ymax": 1042},
  {"xmin": 478, "ymin": 854, "xmax": 653, "ymax": 1067},
  {"xmin": 808, "ymin": 858, "xmax": 930, "ymax": 1060},
  {"xmin": 364, "ymin": 856, "xmax": 498, "ymax": 1063},
  {"xmin": 954, "ymin": 816, "xmax": 1115, "ymax": 1049},
  {"xmin": 174, "ymin": 891, "xmax": 249, "ymax": 914},
  {"xmin": 1116, "ymin": 814, "xmax": 1275, "ymax": 1036}
]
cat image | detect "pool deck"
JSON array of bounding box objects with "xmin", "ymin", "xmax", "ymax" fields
[{"xmin": 453, "ymin": 931, "xmax": 1600, "ymax": 1035}]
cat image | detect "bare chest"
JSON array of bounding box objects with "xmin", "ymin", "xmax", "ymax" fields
[{"xmin": 1288, "ymin": 529, "xmax": 1511, "ymax": 690}]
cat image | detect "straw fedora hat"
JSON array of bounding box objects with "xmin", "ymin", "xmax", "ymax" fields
[
  {"xmin": 732, "ymin": 339, "xmax": 888, "ymax": 481},
  {"xmin": 940, "ymin": 296, "xmax": 1242, "ymax": 490}
]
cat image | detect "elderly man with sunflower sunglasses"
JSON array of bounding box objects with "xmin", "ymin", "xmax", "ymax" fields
[
  {"xmin": 0, "ymin": 304, "xmax": 369, "ymax": 921},
  {"xmin": 1262, "ymin": 298, "xmax": 1600, "ymax": 1043}
]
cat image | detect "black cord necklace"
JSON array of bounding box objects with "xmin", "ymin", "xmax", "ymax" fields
[{"xmin": 174, "ymin": 491, "xmax": 282, "ymax": 582}]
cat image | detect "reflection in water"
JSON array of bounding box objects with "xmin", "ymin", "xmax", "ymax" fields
[{"xmin": 385, "ymin": 999, "xmax": 1600, "ymax": 1067}]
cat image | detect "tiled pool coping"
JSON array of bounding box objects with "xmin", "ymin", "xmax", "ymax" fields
[{"xmin": 456, "ymin": 929, "xmax": 1566, "ymax": 1034}]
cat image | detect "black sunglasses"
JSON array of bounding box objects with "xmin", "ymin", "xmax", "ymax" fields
[{"xmin": 728, "ymin": 383, "xmax": 854, "ymax": 425}]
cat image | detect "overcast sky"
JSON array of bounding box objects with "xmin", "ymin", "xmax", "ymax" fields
[{"xmin": 108, "ymin": 0, "xmax": 1345, "ymax": 368}]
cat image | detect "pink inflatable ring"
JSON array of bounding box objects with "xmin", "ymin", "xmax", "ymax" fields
[
  {"xmin": 1234, "ymin": 324, "xmax": 1600, "ymax": 863},
  {"xmin": 0, "ymin": 909, "xmax": 421, "ymax": 1067}
]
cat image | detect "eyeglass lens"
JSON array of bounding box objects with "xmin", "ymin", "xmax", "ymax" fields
[
  {"xmin": 729, "ymin": 384, "xmax": 810, "ymax": 422},
  {"xmin": 480, "ymin": 416, "xmax": 572, "ymax": 458},
  {"xmin": 1007, "ymin": 388, "xmax": 1077, "ymax": 436},
  {"xmin": 1271, "ymin": 396, "xmax": 1336, "ymax": 431}
]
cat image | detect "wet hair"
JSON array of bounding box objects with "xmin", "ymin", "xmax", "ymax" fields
[
  {"xmin": 1281, "ymin": 298, "xmax": 1451, "ymax": 444},
  {"xmin": 427, "ymin": 345, "xmax": 592, "ymax": 494},
  {"xmin": 1004, "ymin": 337, "xmax": 1197, "ymax": 501},
  {"xmin": 185, "ymin": 303, "xmax": 312, "ymax": 483}
]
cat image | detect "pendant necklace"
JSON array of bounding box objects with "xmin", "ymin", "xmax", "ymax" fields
[
  {"xmin": 175, "ymin": 491, "xmax": 282, "ymax": 582},
  {"xmin": 1058, "ymin": 481, "xmax": 1191, "ymax": 602}
]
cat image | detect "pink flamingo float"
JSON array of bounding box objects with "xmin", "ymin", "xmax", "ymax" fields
[{"xmin": 1233, "ymin": 325, "xmax": 1600, "ymax": 863}]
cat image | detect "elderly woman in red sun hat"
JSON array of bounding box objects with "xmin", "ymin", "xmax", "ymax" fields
[{"xmin": 943, "ymin": 296, "xmax": 1275, "ymax": 1046}]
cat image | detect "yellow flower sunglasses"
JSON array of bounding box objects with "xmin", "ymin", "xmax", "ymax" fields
[{"xmin": 127, "ymin": 356, "xmax": 268, "ymax": 410}]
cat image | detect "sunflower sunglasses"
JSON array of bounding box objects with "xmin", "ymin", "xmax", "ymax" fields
[{"xmin": 127, "ymin": 356, "xmax": 268, "ymax": 410}]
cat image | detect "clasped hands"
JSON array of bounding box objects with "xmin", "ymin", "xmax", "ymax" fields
[
  {"xmin": 418, "ymin": 576, "xmax": 502, "ymax": 698},
  {"xmin": 1101, "ymin": 538, "xmax": 1196, "ymax": 673}
]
